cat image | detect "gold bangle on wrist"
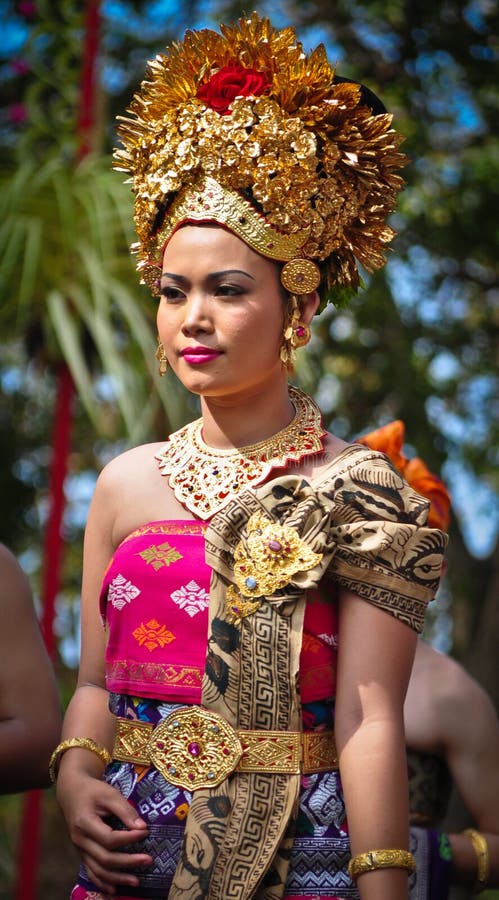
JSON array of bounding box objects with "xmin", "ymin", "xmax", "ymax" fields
[
  {"xmin": 348, "ymin": 848, "xmax": 416, "ymax": 881},
  {"xmin": 462, "ymin": 829, "xmax": 490, "ymax": 894},
  {"xmin": 49, "ymin": 738, "xmax": 112, "ymax": 783}
]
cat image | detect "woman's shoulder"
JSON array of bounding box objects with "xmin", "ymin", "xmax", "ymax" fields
[
  {"xmin": 309, "ymin": 435, "xmax": 434, "ymax": 528},
  {"xmin": 0, "ymin": 543, "xmax": 31, "ymax": 602},
  {"xmin": 306, "ymin": 433, "xmax": 388, "ymax": 481},
  {"xmin": 94, "ymin": 441, "xmax": 165, "ymax": 491},
  {"xmin": 93, "ymin": 440, "xmax": 195, "ymax": 545},
  {"xmin": 102, "ymin": 440, "xmax": 166, "ymax": 473}
]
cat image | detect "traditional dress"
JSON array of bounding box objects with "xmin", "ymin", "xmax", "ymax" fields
[
  {"xmin": 408, "ymin": 751, "xmax": 454, "ymax": 900},
  {"xmin": 65, "ymin": 11, "xmax": 438, "ymax": 899},
  {"xmin": 71, "ymin": 445, "xmax": 447, "ymax": 899}
]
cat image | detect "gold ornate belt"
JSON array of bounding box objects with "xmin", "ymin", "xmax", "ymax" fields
[{"xmin": 113, "ymin": 706, "xmax": 338, "ymax": 791}]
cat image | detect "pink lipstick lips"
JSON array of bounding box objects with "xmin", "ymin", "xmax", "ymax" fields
[{"xmin": 181, "ymin": 346, "xmax": 222, "ymax": 364}]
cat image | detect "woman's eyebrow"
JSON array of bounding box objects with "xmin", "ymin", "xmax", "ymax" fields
[
  {"xmin": 161, "ymin": 269, "xmax": 256, "ymax": 282},
  {"xmin": 209, "ymin": 269, "xmax": 256, "ymax": 281},
  {"xmin": 161, "ymin": 272, "xmax": 188, "ymax": 283}
]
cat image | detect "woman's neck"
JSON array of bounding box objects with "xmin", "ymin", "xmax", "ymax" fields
[{"xmin": 199, "ymin": 382, "xmax": 295, "ymax": 450}]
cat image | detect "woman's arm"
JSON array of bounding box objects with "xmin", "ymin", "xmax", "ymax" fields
[
  {"xmin": 336, "ymin": 588, "xmax": 418, "ymax": 900},
  {"xmin": 0, "ymin": 544, "xmax": 61, "ymax": 792},
  {"xmin": 55, "ymin": 463, "xmax": 153, "ymax": 895},
  {"xmin": 435, "ymin": 656, "xmax": 499, "ymax": 887}
]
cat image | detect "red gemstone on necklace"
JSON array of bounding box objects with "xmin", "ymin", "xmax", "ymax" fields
[{"xmin": 188, "ymin": 741, "xmax": 200, "ymax": 757}]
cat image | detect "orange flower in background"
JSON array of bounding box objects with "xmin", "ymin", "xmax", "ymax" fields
[
  {"xmin": 357, "ymin": 420, "xmax": 409, "ymax": 474},
  {"xmin": 403, "ymin": 457, "xmax": 451, "ymax": 531},
  {"xmin": 358, "ymin": 421, "xmax": 451, "ymax": 532}
]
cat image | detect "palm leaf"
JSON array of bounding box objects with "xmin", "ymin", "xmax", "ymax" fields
[
  {"xmin": 0, "ymin": 155, "xmax": 189, "ymax": 440},
  {"xmin": 47, "ymin": 289, "xmax": 102, "ymax": 431}
]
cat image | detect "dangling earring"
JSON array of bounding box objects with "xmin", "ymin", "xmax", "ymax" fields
[
  {"xmin": 155, "ymin": 338, "xmax": 169, "ymax": 376},
  {"xmin": 291, "ymin": 322, "xmax": 310, "ymax": 348},
  {"xmin": 280, "ymin": 295, "xmax": 310, "ymax": 370}
]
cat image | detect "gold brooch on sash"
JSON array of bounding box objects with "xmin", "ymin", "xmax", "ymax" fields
[{"xmin": 226, "ymin": 511, "xmax": 323, "ymax": 624}]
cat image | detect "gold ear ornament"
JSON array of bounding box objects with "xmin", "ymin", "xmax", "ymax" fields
[{"xmin": 155, "ymin": 339, "xmax": 169, "ymax": 376}]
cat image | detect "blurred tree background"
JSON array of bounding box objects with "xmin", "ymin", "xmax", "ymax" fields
[{"xmin": 0, "ymin": 0, "xmax": 497, "ymax": 897}]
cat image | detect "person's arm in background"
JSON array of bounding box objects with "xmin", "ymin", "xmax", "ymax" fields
[
  {"xmin": 336, "ymin": 590, "xmax": 418, "ymax": 900},
  {"xmin": 0, "ymin": 543, "xmax": 62, "ymax": 792},
  {"xmin": 405, "ymin": 640, "xmax": 499, "ymax": 891}
]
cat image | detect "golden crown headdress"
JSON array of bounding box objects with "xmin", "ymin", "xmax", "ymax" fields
[{"xmin": 114, "ymin": 13, "xmax": 407, "ymax": 308}]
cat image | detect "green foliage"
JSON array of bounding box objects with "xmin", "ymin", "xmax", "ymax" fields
[
  {"xmin": 285, "ymin": 0, "xmax": 498, "ymax": 500},
  {"xmin": 0, "ymin": 154, "xmax": 189, "ymax": 440}
]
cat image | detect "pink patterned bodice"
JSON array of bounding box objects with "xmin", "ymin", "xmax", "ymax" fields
[{"xmin": 100, "ymin": 521, "xmax": 338, "ymax": 707}]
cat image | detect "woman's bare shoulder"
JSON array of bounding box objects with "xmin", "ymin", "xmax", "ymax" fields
[
  {"xmin": 324, "ymin": 432, "xmax": 352, "ymax": 457},
  {"xmin": 92, "ymin": 440, "xmax": 192, "ymax": 546},
  {"xmin": 296, "ymin": 432, "xmax": 361, "ymax": 481},
  {"xmin": 0, "ymin": 543, "xmax": 31, "ymax": 604},
  {"xmin": 99, "ymin": 441, "xmax": 165, "ymax": 478}
]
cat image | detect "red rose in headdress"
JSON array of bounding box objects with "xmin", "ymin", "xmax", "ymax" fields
[{"xmin": 197, "ymin": 63, "xmax": 270, "ymax": 115}]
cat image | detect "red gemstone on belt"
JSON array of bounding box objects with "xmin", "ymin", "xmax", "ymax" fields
[{"xmin": 188, "ymin": 741, "xmax": 200, "ymax": 757}]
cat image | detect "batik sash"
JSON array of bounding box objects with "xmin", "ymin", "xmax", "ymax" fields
[{"xmin": 170, "ymin": 447, "xmax": 447, "ymax": 900}]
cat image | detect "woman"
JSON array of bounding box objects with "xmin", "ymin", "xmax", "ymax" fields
[
  {"xmin": 0, "ymin": 543, "xmax": 61, "ymax": 792},
  {"xmin": 406, "ymin": 639, "xmax": 499, "ymax": 896},
  {"xmin": 53, "ymin": 14, "xmax": 447, "ymax": 900},
  {"xmin": 358, "ymin": 421, "xmax": 499, "ymax": 897}
]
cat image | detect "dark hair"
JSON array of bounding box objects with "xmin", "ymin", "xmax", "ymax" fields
[{"xmin": 333, "ymin": 75, "xmax": 387, "ymax": 115}]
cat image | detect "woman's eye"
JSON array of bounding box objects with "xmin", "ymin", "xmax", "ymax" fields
[
  {"xmin": 216, "ymin": 284, "xmax": 244, "ymax": 297},
  {"xmin": 161, "ymin": 286, "xmax": 185, "ymax": 302}
]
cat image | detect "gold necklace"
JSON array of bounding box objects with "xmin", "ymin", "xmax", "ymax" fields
[{"xmin": 155, "ymin": 386, "xmax": 326, "ymax": 519}]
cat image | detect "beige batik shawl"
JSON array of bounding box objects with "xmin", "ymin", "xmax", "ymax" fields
[{"xmin": 169, "ymin": 445, "xmax": 448, "ymax": 900}]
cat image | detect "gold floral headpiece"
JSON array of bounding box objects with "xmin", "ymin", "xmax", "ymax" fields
[{"xmin": 114, "ymin": 13, "xmax": 407, "ymax": 308}]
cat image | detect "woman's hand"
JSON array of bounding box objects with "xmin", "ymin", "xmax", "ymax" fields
[{"xmin": 57, "ymin": 769, "xmax": 153, "ymax": 895}]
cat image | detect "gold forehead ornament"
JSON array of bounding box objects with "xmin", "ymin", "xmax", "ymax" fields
[{"xmin": 139, "ymin": 176, "xmax": 321, "ymax": 296}]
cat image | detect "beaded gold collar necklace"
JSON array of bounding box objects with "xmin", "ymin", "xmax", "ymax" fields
[{"xmin": 155, "ymin": 386, "xmax": 326, "ymax": 520}]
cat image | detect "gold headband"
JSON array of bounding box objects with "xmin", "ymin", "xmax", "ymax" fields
[
  {"xmin": 138, "ymin": 176, "xmax": 321, "ymax": 296},
  {"xmin": 115, "ymin": 13, "xmax": 407, "ymax": 307}
]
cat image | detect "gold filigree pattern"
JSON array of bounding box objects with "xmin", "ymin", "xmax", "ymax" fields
[
  {"xmin": 114, "ymin": 708, "xmax": 244, "ymax": 790},
  {"xmin": 225, "ymin": 511, "xmax": 323, "ymax": 624},
  {"xmin": 112, "ymin": 714, "xmax": 338, "ymax": 783},
  {"xmin": 114, "ymin": 13, "xmax": 407, "ymax": 307},
  {"xmin": 225, "ymin": 592, "xmax": 261, "ymax": 626},
  {"xmin": 108, "ymin": 659, "xmax": 203, "ymax": 690},
  {"xmin": 136, "ymin": 542, "xmax": 182, "ymax": 570},
  {"xmin": 280, "ymin": 258, "xmax": 321, "ymax": 294},
  {"xmin": 155, "ymin": 386, "xmax": 325, "ymax": 519},
  {"xmin": 114, "ymin": 718, "xmax": 152, "ymax": 766},
  {"xmin": 122, "ymin": 521, "xmax": 208, "ymax": 544},
  {"xmin": 348, "ymin": 848, "xmax": 416, "ymax": 880},
  {"xmin": 158, "ymin": 176, "xmax": 309, "ymax": 258},
  {"xmin": 139, "ymin": 177, "xmax": 313, "ymax": 297}
]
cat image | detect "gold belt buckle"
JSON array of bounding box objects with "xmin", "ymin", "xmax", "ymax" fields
[{"xmin": 148, "ymin": 707, "xmax": 243, "ymax": 790}]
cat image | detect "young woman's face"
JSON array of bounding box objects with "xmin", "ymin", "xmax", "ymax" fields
[{"xmin": 157, "ymin": 224, "xmax": 287, "ymax": 401}]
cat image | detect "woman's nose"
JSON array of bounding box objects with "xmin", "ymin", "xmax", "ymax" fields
[{"xmin": 181, "ymin": 294, "xmax": 213, "ymax": 335}]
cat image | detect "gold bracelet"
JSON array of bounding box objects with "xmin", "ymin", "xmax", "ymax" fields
[
  {"xmin": 462, "ymin": 829, "xmax": 490, "ymax": 894},
  {"xmin": 348, "ymin": 848, "xmax": 416, "ymax": 881},
  {"xmin": 49, "ymin": 738, "xmax": 112, "ymax": 783}
]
